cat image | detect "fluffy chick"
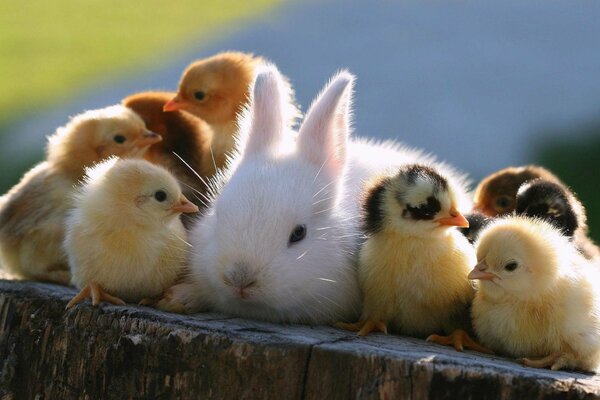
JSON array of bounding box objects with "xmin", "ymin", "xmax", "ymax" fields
[
  {"xmin": 470, "ymin": 216, "xmax": 600, "ymax": 372},
  {"xmin": 459, "ymin": 212, "xmax": 492, "ymax": 244},
  {"xmin": 163, "ymin": 51, "xmax": 298, "ymax": 168},
  {"xmin": 0, "ymin": 105, "xmax": 160, "ymax": 284},
  {"xmin": 474, "ymin": 165, "xmax": 561, "ymax": 217},
  {"xmin": 123, "ymin": 91, "xmax": 213, "ymax": 211},
  {"xmin": 338, "ymin": 164, "xmax": 489, "ymax": 352},
  {"xmin": 516, "ymin": 179, "xmax": 600, "ymax": 261},
  {"xmin": 65, "ymin": 158, "xmax": 198, "ymax": 308}
]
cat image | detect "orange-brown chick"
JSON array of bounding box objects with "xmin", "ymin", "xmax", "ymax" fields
[
  {"xmin": 123, "ymin": 91, "xmax": 213, "ymax": 207},
  {"xmin": 0, "ymin": 105, "xmax": 160, "ymax": 285},
  {"xmin": 163, "ymin": 51, "xmax": 299, "ymax": 168},
  {"xmin": 473, "ymin": 165, "xmax": 561, "ymax": 217}
]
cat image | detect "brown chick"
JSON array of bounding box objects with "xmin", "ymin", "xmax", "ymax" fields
[
  {"xmin": 123, "ymin": 91, "xmax": 213, "ymax": 212},
  {"xmin": 163, "ymin": 51, "xmax": 299, "ymax": 168},
  {"xmin": 473, "ymin": 165, "xmax": 561, "ymax": 217},
  {"xmin": 0, "ymin": 105, "xmax": 161, "ymax": 285}
]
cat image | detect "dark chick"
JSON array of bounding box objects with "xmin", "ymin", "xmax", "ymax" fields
[
  {"xmin": 459, "ymin": 212, "xmax": 493, "ymax": 244},
  {"xmin": 516, "ymin": 179, "xmax": 600, "ymax": 261},
  {"xmin": 474, "ymin": 165, "xmax": 561, "ymax": 217},
  {"xmin": 123, "ymin": 91, "xmax": 213, "ymax": 212}
]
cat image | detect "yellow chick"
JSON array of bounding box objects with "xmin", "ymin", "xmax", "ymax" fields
[
  {"xmin": 163, "ymin": 51, "xmax": 299, "ymax": 168},
  {"xmin": 65, "ymin": 158, "xmax": 198, "ymax": 308},
  {"xmin": 0, "ymin": 105, "xmax": 161, "ymax": 284},
  {"xmin": 338, "ymin": 164, "xmax": 489, "ymax": 352},
  {"xmin": 470, "ymin": 216, "xmax": 600, "ymax": 372}
]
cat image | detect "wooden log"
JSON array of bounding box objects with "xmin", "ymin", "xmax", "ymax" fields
[{"xmin": 1, "ymin": 279, "xmax": 599, "ymax": 399}]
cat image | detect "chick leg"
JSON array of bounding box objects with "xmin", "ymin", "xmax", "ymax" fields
[
  {"xmin": 426, "ymin": 329, "xmax": 494, "ymax": 354},
  {"xmin": 520, "ymin": 352, "xmax": 562, "ymax": 369},
  {"xmin": 89, "ymin": 282, "xmax": 125, "ymax": 306},
  {"xmin": 66, "ymin": 285, "xmax": 91, "ymax": 309},
  {"xmin": 335, "ymin": 320, "xmax": 388, "ymax": 336},
  {"xmin": 66, "ymin": 282, "xmax": 125, "ymax": 309}
]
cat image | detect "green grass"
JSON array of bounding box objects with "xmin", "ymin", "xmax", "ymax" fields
[
  {"xmin": 0, "ymin": 0, "xmax": 281, "ymax": 126},
  {"xmin": 536, "ymin": 127, "xmax": 600, "ymax": 243}
]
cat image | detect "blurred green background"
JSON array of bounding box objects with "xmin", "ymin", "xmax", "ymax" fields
[
  {"xmin": 0, "ymin": 0, "xmax": 278, "ymax": 127},
  {"xmin": 537, "ymin": 127, "xmax": 600, "ymax": 242}
]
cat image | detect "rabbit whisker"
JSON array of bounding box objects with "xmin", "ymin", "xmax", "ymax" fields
[
  {"xmin": 312, "ymin": 180, "xmax": 335, "ymax": 198},
  {"xmin": 317, "ymin": 277, "xmax": 337, "ymax": 283},
  {"xmin": 312, "ymin": 196, "xmax": 336, "ymax": 206},
  {"xmin": 208, "ymin": 143, "xmax": 218, "ymax": 175},
  {"xmin": 172, "ymin": 152, "xmax": 206, "ymax": 185}
]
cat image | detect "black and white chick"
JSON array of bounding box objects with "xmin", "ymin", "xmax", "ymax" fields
[
  {"xmin": 337, "ymin": 164, "xmax": 491, "ymax": 353},
  {"xmin": 516, "ymin": 179, "xmax": 600, "ymax": 261}
]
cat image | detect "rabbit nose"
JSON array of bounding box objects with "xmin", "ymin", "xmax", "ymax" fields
[{"xmin": 223, "ymin": 263, "xmax": 257, "ymax": 299}]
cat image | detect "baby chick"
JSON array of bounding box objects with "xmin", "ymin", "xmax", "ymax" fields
[
  {"xmin": 163, "ymin": 52, "xmax": 299, "ymax": 168},
  {"xmin": 474, "ymin": 165, "xmax": 561, "ymax": 217},
  {"xmin": 338, "ymin": 164, "xmax": 489, "ymax": 352},
  {"xmin": 459, "ymin": 211, "xmax": 492, "ymax": 244},
  {"xmin": 0, "ymin": 105, "xmax": 160, "ymax": 285},
  {"xmin": 65, "ymin": 158, "xmax": 198, "ymax": 308},
  {"xmin": 123, "ymin": 91, "xmax": 213, "ymax": 210},
  {"xmin": 516, "ymin": 179, "xmax": 600, "ymax": 261},
  {"xmin": 470, "ymin": 216, "xmax": 600, "ymax": 372}
]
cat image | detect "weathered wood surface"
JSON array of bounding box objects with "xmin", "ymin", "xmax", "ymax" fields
[{"xmin": 1, "ymin": 280, "xmax": 599, "ymax": 400}]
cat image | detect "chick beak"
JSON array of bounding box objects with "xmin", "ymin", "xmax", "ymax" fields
[
  {"xmin": 170, "ymin": 195, "xmax": 199, "ymax": 214},
  {"xmin": 468, "ymin": 261, "xmax": 498, "ymax": 281},
  {"xmin": 436, "ymin": 208, "xmax": 469, "ymax": 228},
  {"xmin": 163, "ymin": 95, "xmax": 185, "ymax": 112},
  {"xmin": 136, "ymin": 130, "xmax": 162, "ymax": 147}
]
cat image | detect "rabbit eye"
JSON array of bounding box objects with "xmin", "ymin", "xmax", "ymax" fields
[
  {"xmin": 194, "ymin": 91, "xmax": 206, "ymax": 101},
  {"xmin": 113, "ymin": 134, "xmax": 126, "ymax": 144},
  {"xmin": 154, "ymin": 190, "xmax": 167, "ymax": 202},
  {"xmin": 504, "ymin": 261, "xmax": 518, "ymax": 272},
  {"xmin": 289, "ymin": 224, "xmax": 307, "ymax": 245}
]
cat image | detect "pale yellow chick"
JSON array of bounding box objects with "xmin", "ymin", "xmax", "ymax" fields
[
  {"xmin": 65, "ymin": 158, "xmax": 198, "ymax": 308},
  {"xmin": 470, "ymin": 216, "xmax": 600, "ymax": 372},
  {"xmin": 338, "ymin": 164, "xmax": 489, "ymax": 352},
  {"xmin": 0, "ymin": 105, "xmax": 160, "ymax": 284}
]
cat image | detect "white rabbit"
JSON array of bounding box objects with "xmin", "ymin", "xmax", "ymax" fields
[{"xmin": 159, "ymin": 64, "xmax": 471, "ymax": 324}]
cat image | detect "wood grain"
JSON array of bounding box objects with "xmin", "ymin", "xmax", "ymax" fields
[{"xmin": 1, "ymin": 280, "xmax": 599, "ymax": 399}]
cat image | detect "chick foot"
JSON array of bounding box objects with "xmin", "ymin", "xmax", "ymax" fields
[
  {"xmin": 66, "ymin": 282, "xmax": 125, "ymax": 309},
  {"xmin": 520, "ymin": 352, "xmax": 574, "ymax": 371},
  {"xmin": 426, "ymin": 329, "xmax": 494, "ymax": 354},
  {"xmin": 335, "ymin": 320, "xmax": 388, "ymax": 337},
  {"xmin": 153, "ymin": 286, "xmax": 187, "ymax": 314}
]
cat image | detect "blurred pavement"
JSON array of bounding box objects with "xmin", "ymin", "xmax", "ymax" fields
[{"xmin": 3, "ymin": 0, "xmax": 600, "ymax": 181}]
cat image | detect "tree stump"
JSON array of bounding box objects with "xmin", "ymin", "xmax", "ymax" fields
[{"xmin": 1, "ymin": 279, "xmax": 599, "ymax": 399}]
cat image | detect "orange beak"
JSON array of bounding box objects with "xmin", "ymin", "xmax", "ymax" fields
[
  {"xmin": 436, "ymin": 208, "xmax": 469, "ymax": 228},
  {"xmin": 170, "ymin": 195, "xmax": 199, "ymax": 214},
  {"xmin": 163, "ymin": 95, "xmax": 185, "ymax": 112},
  {"xmin": 136, "ymin": 130, "xmax": 162, "ymax": 147},
  {"xmin": 468, "ymin": 261, "xmax": 499, "ymax": 281}
]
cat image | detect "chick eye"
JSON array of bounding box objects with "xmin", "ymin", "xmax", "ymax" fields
[
  {"xmin": 194, "ymin": 91, "xmax": 206, "ymax": 101},
  {"xmin": 154, "ymin": 190, "xmax": 167, "ymax": 202},
  {"xmin": 113, "ymin": 134, "xmax": 126, "ymax": 144},
  {"xmin": 495, "ymin": 196, "xmax": 512, "ymax": 211},
  {"xmin": 504, "ymin": 261, "xmax": 518, "ymax": 272},
  {"xmin": 289, "ymin": 224, "xmax": 307, "ymax": 245}
]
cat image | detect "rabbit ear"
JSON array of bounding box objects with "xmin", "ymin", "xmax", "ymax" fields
[
  {"xmin": 242, "ymin": 64, "xmax": 287, "ymax": 157},
  {"xmin": 297, "ymin": 70, "xmax": 354, "ymax": 176}
]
